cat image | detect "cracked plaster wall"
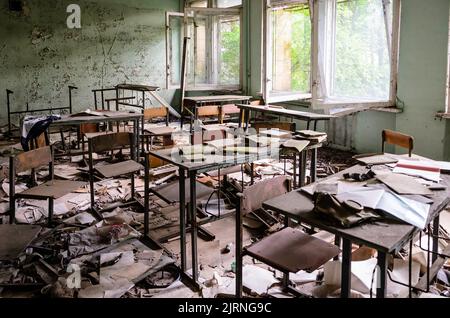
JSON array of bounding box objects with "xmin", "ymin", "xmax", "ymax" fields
[{"xmin": 0, "ymin": 0, "xmax": 182, "ymax": 125}]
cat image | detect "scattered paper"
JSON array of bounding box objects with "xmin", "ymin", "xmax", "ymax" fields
[
  {"xmin": 375, "ymin": 172, "xmax": 433, "ymax": 196},
  {"xmin": 393, "ymin": 160, "xmax": 440, "ymax": 182},
  {"xmin": 243, "ymin": 265, "xmax": 278, "ymax": 295}
]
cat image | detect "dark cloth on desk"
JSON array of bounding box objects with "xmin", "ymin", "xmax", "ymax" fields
[
  {"xmin": 21, "ymin": 115, "xmax": 60, "ymax": 151},
  {"xmin": 313, "ymin": 192, "xmax": 381, "ymax": 228}
]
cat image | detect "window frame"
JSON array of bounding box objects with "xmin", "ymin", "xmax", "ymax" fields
[
  {"xmin": 263, "ymin": 0, "xmax": 402, "ymax": 110},
  {"xmin": 166, "ymin": 4, "xmax": 243, "ymax": 91}
]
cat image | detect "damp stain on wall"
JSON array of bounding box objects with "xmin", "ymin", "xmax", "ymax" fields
[{"xmin": 0, "ymin": 0, "xmax": 181, "ymax": 124}]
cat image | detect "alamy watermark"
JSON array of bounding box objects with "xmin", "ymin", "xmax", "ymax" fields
[{"xmin": 66, "ymin": 4, "xmax": 81, "ymax": 29}]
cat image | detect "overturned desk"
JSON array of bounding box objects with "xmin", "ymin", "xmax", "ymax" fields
[
  {"xmin": 236, "ymin": 104, "xmax": 335, "ymax": 131},
  {"xmin": 263, "ymin": 164, "xmax": 450, "ymax": 298}
]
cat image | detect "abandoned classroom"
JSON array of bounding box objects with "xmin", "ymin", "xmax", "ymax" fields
[{"xmin": 0, "ymin": 0, "xmax": 450, "ymax": 300}]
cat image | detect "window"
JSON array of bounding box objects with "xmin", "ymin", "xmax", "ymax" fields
[
  {"xmin": 166, "ymin": 1, "xmax": 242, "ymax": 90},
  {"xmin": 264, "ymin": 0, "xmax": 312, "ymax": 103},
  {"xmin": 263, "ymin": 0, "xmax": 401, "ymax": 109}
]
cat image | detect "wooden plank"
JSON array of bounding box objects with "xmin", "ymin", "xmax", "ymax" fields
[
  {"xmin": 95, "ymin": 160, "xmax": 143, "ymax": 178},
  {"xmin": 90, "ymin": 132, "xmax": 132, "ymax": 153},
  {"xmin": 14, "ymin": 146, "xmax": 52, "ymax": 173},
  {"xmin": 19, "ymin": 180, "xmax": 87, "ymax": 199},
  {"xmin": 197, "ymin": 105, "xmax": 220, "ymax": 117},
  {"xmin": 144, "ymin": 107, "xmax": 168, "ymax": 120},
  {"xmin": 253, "ymin": 121, "xmax": 295, "ymax": 133},
  {"xmin": 0, "ymin": 225, "xmax": 42, "ymax": 260}
]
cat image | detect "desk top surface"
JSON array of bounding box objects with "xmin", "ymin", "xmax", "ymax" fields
[
  {"xmin": 263, "ymin": 164, "xmax": 450, "ymax": 253},
  {"xmin": 115, "ymin": 84, "xmax": 160, "ymax": 92},
  {"xmin": 184, "ymin": 95, "xmax": 253, "ymax": 103},
  {"xmin": 236, "ymin": 104, "xmax": 335, "ymax": 120},
  {"xmin": 149, "ymin": 134, "xmax": 321, "ymax": 172},
  {"xmin": 53, "ymin": 111, "xmax": 143, "ymax": 125},
  {"xmin": 149, "ymin": 146, "xmax": 279, "ymax": 172}
]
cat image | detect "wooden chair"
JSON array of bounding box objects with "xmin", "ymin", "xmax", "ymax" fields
[
  {"xmin": 235, "ymin": 176, "xmax": 340, "ymax": 297},
  {"xmin": 87, "ymin": 132, "xmax": 144, "ymax": 216},
  {"xmin": 382, "ymin": 129, "xmax": 414, "ymax": 157},
  {"xmin": 142, "ymin": 107, "xmax": 175, "ymax": 150},
  {"xmin": 197, "ymin": 105, "xmax": 221, "ymax": 124},
  {"xmin": 9, "ymin": 146, "xmax": 86, "ymax": 225}
]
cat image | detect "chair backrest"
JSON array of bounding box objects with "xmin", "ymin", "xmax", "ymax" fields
[
  {"xmin": 250, "ymin": 99, "xmax": 264, "ymax": 106},
  {"xmin": 12, "ymin": 146, "xmax": 52, "ymax": 174},
  {"xmin": 197, "ymin": 105, "xmax": 220, "ymax": 117},
  {"xmin": 382, "ymin": 129, "xmax": 414, "ymax": 157},
  {"xmin": 89, "ymin": 132, "xmax": 133, "ymax": 153},
  {"xmin": 240, "ymin": 176, "xmax": 291, "ymax": 215},
  {"xmin": 144, "ymin": 107, "xmax": 168, "ymax": 120},
  {"xmin": 28, "ymin": 132, "xmax": 48, "ymax": 150},
  {"xmin": 222, "ymin": 104, "xmax": 240, "ymax": 115},
  {"xmin": 253, "ymin": 121, "xmax": 296, "ymax": 133}
]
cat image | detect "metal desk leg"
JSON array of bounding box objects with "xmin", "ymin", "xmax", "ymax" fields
[
  {"xmin": 135, "ymin": 119, "xmax": 141, "ymax": 159},
  {"xmin": 189, "ymin": 170, "xmax": 198, "ymax": 283},
  {"xmin": 48, "ymin": 197, "xmax": 54, "ymax": 226},
  {"xmin": 314, "ymin": 120, "xmax": 318, "ymax": 131},
  {"xmin": 179, "ymin": 168, "xmax": 187, "ymax": 272},
  {"xmin": 432, "ymin": 215, "xmax": 440, "ymax": 263},
  {"xmin": 299, "ymin": 151, "xmax": 307, "ymax": 187},
  {"xmin": 341, "ymin": 238, "xmax": 352, "ymax": 298},
  {"xmin": 376, "ymin": 251, "xmax": 387, "ymax": 298},
  {"xmin": 409, "ymin": 239, "xmax": 413, "ymax": 298},
  {"xmin": 310, "ymin": 148, "xmax": 317, "ymax": 183},
  {"xmin": 334, "ymin": 236, "xmax": 341, "ymax": 261},
  {"xmin": 144, "ymin": 154, "xmax": 150, "ymax": 237},
  {"xmin": 293, "ymin": 154, "xmax": 297, "ymax": 189},
  {"xmin": 238, "ymin": 109, "xmax": 244, "ymax": 128},
  {"xmin": 244, "ymin": 110, "xmax": 250, "ymax": 131},
  {"xmin": 250, "ymin": 163, "xmax": 255, "ymax": 185}
]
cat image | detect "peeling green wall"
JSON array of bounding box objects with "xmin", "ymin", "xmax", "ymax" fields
[
  {"xmin": 0, "ymin": 0, "xmax": 182, "ymax": 125},
  {"xmin": 354, "ymin": 0, "xmax": 450, "ymax": 161}
]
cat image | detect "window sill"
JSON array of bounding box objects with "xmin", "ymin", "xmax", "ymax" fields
[
  {"xmin": 370, "ymin": 107, "xmax": 403, "ymax": 114},
  {"xmin": 329, "ymin": 105, "xmax": 402, "ymax": 117}
]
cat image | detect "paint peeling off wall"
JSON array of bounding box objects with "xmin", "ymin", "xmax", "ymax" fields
[{"xmin": 0, "ymin": 0, "xmax": 182, "ymax": 125}]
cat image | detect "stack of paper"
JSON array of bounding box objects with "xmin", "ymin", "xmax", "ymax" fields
[{"xmin": 393, "ymin": 160, "xmax": 440, "ymax": 182}]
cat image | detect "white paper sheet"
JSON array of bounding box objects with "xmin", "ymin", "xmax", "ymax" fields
[
  {"xmin": 376, "ymin": 190, "xmax": 430, "ymax": 229},
  {"xmin": 336, "ymin": 185, "xmax": 430, "ymax": 229}
]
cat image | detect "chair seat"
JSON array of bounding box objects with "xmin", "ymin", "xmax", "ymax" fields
[
  {"xmin": 144, "ymin": 126, "xmax": 176, "ymax": 136},
  {"xmin": 245, "ymin": 227, "xmax": 340, "ymax": 273},
  {"xmin": 95, "ymin": 160, "xmax": 144, "ymax": 178},
  {"xmin": 18, "ymin": 180, "xmax": 87, "ymax": 199}
]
